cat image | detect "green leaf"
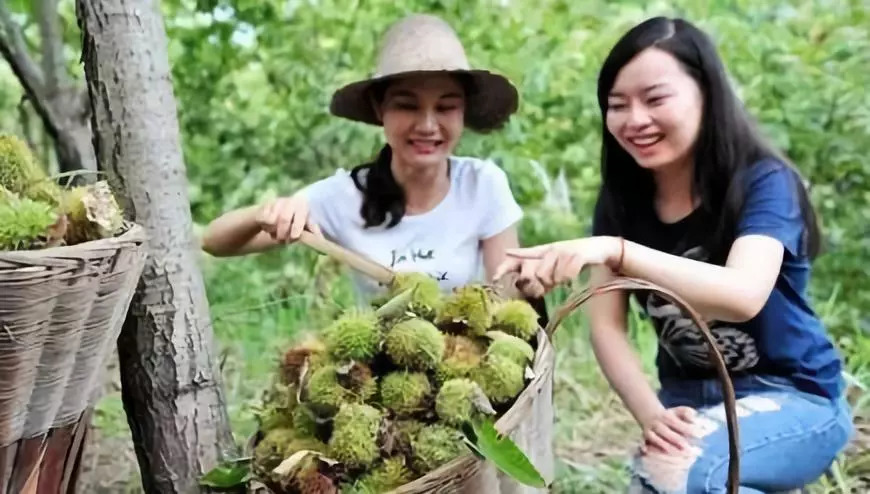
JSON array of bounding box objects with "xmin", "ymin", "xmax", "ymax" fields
[
  {"xmin": 461, "ymin": 417, "xmax": 548, "ymax": 488},
  {"xmin": 199, "ymin": 461, "xmax": 251, "ymax": 489},
  {"xmin": 374, "ymin": 287, "xmax": 412, "ymax": 319}
]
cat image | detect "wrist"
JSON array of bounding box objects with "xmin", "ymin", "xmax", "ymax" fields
[
  {"xmin": 604, "ymin": 236, "xmax": 625, "ymax": 273},
  {"xmin": 636, "ymin": 402, "xmax": 666, "ymax": 430}
]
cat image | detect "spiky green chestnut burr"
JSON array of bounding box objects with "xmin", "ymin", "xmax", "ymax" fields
[
  {"xmin": 345, "ymin": 457, "xmax": 414, "ymax": 493},
  {"xmin": 389, "ymin": 271, "xmax": 443, "ymax": 319},
  {"xmin": 0, "ymin": 134, "xmax": 61, "ymax": 205},
  {"xmin": 323, "ymin": 308, "xmax": 382, "ymax": 362},
  {"xmin": 305, "ymin": 362, "xmax": 377, "ymax": 415},
  {"xmin": 305, "ymin": 364, "xmax": 350, "ymax": 415},
  {"xmin": 384, "ymin": 318, "xmax": 445, "ymax": 371},
  {"xmin": 379, "ymin": 371, "xmax": 431, "ymax": 416},
  {"xmin": 411, "ymin": 424, "xmax": 466, "ymax": 473},
  {"xmin": 327, "ymin": 403, "xmax": 383, "ymax": 469},
  {"xmin": 492, "ymin": 299, "xmax": 539, "ymax": 341},
  {"xmin": 435, "ymin": 284, "xmax": 494, "ymax": 336},
  {"xmin": 473, "ymin": 354, "xmax": 526, "ymax": 405},
  {"xmin": 485, "ymin": 331, "xmax": 535, "ymax": 366},
  {"xmin": 291, "ymin": 405, "xmax": 319, "ymax": 438},
  {"xmin": 253, "ymin": 427, "xmax": 297, "ymax": 470},
  {"xmin": 0, "ymin": 188, "xmax": 59, "ymax": 251},
  {"xmin": 435, "ymin": 334, "xmax": 484, "ymax": 383},
  {"xmin": 435, "ymin": 378, "xmax": 480, "ymax": 426}
]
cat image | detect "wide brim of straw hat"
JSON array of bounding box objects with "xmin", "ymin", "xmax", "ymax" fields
[
  {"xmin": 329, "ymin": 70, "xmax": 518, "ymax": 133},
  {"xmin": 328, "ymin": 14, "xmax": 519, "ymax": 133}
]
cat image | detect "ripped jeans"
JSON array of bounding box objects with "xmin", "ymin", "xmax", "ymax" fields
[{"xmin": 629, "ymin": 374, "xmax": 853, "ymax": 494}]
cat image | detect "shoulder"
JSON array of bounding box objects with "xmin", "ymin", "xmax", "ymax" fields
[
  {"xmin": 450, "ymin": 155, "xmax": 509, "ymax": 178},
  {"xmin": 742, "ymin": 157, "xmax": 804, "ymax": 197},
  {"xmin": 739, "ymin": 157, "xmax": 807, "ymax": 218},
  {"xmin": 737, "ymin": 157, "xmax": 809, "ymax": 255},
  {"xmin": 449, "ymin": 156, "xmax": 514, "ymax": 193},
  {"xmin": 448, "ymin": 156, "xmax": 523, "ymax": 237}
]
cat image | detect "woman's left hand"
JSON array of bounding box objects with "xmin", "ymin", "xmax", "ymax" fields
[{"xmin": 494, "ymin": 236, "xmax": 622, "ymax": 297}]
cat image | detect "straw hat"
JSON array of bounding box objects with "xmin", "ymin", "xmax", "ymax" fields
[{"xmin": 329, "ymin": 14, "xmax": 519, "ymax": 132}]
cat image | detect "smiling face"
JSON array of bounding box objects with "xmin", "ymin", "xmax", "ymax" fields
[
  {"xmin": 375, "ymin": 73, "xmax": 466, "ymax": 171},
  {"xmin": 605, "ymin": 47, "xmax": 704, "ymax": 172}
]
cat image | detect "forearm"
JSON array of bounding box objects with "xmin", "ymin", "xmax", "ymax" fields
[
  {"xmin": 590, "ymin": 324, "xmax": 664, "ymax": 429},
  {"xmin": 201, "ymin": 205, "xmax": 267, "ymax": 256},
  {"xmin": 617, "ymin": 236, "xmax": 778, "ymax": 322},
  {"xmin": 482, "ymin": 225, "xmax": 519, "ymax": 282}
]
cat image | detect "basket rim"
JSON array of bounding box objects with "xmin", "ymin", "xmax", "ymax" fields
[{"xmin": 0, "ymin": 222, "xmax": 146, "ymax": 262}]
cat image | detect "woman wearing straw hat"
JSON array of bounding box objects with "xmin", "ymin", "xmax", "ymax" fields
[{"xmin": 202, "ymin": 14, "xmax": 539, "ymax": 302}]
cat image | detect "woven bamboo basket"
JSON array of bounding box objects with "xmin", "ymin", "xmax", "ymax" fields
[
  {"xmin": 0, "ymin": 222, "xmax": 147, "ymax": 494},
  {"xmin": 252, "ymin": 234, "xmax": 741, "ymax": 494}
]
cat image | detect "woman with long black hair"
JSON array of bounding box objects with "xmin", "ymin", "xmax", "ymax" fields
[{"xmin": 498, "ymin": 16, "xmax": 853, "ymax": 493}]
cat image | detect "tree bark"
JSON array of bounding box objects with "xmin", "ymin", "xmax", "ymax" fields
[
  {"xmin": 75, "ymin": 1, "xmax": 238, "ymax": 493},
  {"xmin": 0, "ymin": 0, "xmax": 97, "ymax": 179}
]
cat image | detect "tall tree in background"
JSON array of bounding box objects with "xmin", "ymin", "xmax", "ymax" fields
[
  {"xmin": 0, "ymin": 0, "xmax": 96, "ymax": 178},
  {"xmin": 74, "ymin": 0, "xmax": 237, "ymax": 492}
]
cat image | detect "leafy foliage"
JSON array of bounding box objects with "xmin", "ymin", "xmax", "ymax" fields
[
  {"xmin": 157, "ymin": 0, "xmax": 870, "ymax": 354},
  {"xmin": 0, "ymin": 0, "xmax": 868, "ymax": 490},
  {"xmin": 199, "ymin": 458, "xmax": 251, "ymax": 488}
]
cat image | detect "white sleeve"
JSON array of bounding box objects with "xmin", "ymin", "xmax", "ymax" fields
[
  {"xmin": 478, "ymin": 161, "xmax": 524, "ymax": 239},
  {"xmin": 297, "ymin": 170, "xmax": 354, "ymax": 243}
]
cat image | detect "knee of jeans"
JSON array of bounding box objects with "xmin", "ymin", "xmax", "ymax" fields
[
  {"xmin": 633, "ymin": 447, "xmax": 703, "ymax": 494},
  {"xmin": 632, "ymin": 394, "xmax": 784, "ymax": 494}
]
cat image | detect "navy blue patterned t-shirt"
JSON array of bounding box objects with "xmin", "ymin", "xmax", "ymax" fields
[{"xmin": 592, "ymin": 158, "xmax": 844, "ymax": 400}]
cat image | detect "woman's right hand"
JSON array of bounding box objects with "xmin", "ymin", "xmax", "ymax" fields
[
  {"xmin": 640, "ymin": 406, "xmax": 699, "ymax": 455},
  {"xmin": 255, "ymin": 195, "xmax": 323, "ymax": 243}
]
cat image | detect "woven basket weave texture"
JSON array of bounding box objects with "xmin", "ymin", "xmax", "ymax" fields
[{"xmin": 0, "ymin": 223, "xmax": 147, "ymax": 447}]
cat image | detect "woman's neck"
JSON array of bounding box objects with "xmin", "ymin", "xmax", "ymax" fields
[
  {"xmin": 391, "ymin": 157, "xmax": 451, "ymax": 215},
  {"xmin": 652, "ymin": 158, "xmax": 697, "ymax": 223}
]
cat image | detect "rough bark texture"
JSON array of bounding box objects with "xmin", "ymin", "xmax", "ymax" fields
[{"xmin": 74, "ymin": 1, "xmax": 238, "ymax": 493}]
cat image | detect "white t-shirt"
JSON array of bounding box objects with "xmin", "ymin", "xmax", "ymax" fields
[{"xmin": 300, "ymin": 156, "xmax": 523, "ymax": 303}]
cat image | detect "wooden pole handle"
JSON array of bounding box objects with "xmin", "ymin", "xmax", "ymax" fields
[{"xmin": 297, "ymin": 231, "xmax": 395, "ymax": 286}]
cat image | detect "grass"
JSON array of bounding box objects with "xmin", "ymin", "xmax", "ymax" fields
[{"xmin": 81, "ymin": 252, "xmax": 870, "ymax": 492}]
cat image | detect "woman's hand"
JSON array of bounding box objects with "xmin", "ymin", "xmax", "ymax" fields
[
  {"xmin": 255, "ymin": 195, "xmax": 323, "ymax": 243},
  {"xmin": 640, "ymin": 406, "xmax": 699, "ymax": 455},
  {"xmin": 494, "ymin": 236, "xmax": 622, "ymax": 297}
]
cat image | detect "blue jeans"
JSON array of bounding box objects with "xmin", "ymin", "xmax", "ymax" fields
[{"xmin": 629, "ymin": 374, "xmax": 854, "ymax": 494}]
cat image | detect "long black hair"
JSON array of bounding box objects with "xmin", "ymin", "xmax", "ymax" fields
[
  {"xmin": 593, "ymin": 17, "xmax": 821, "ymax": 263},
  {"xmin": 350, "ymin": 143, "xmax": 405, "ymax": 228}
]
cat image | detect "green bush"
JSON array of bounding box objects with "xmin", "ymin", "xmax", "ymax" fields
[{"xmin": 163, "ymin": 0, "xmax": 869, "ymax": 362}]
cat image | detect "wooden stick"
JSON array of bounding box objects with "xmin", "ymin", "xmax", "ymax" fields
[{"xmin": 298, "ymin": 231, "xmax": 395, "ymax": 285}]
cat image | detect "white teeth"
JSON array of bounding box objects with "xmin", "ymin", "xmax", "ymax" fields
[{"xmin": 630, "ymin": 135, "xmax": 662, "ymax": 147}]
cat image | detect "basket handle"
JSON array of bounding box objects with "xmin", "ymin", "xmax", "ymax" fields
[{"xmin": 545, "ymin": 276, "xmax": 739, "ymax": 494}]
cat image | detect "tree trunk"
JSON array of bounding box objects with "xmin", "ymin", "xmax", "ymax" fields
[
  {"xmin": 74, "ymin": 1, "xmax": 238, "ymax": 493},
  {"xmin": 34, "ymin": 0, "xmax": 97, "ymax": 178},
  {"xmin": 48, "ymin": 86, "xmax": 98, "ymax": 178}
]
